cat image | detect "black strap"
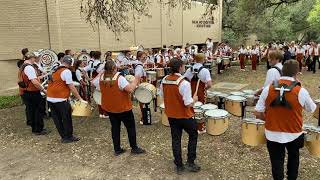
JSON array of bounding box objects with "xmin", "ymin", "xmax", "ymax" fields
[
  {"xmin": 270, "ymin": 80, "xmax": 301, "ymax": 109},
  {"xmin": 271, "ymin": 66, "xmax": 283, "ymax": 76},
  {"xmin": 191, "ymin": 66, "xmax": 204, "ymax": 80}
]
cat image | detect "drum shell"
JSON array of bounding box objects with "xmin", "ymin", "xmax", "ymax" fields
[
  {"xmin": 245, "ymin": 95, "xmax": 257, "ymax": 106},
  {"xmin": 160, "ymin": 106, "xmax": 169, "ymax": 127},
  {"xmin": 155, "ymin": 68, "xmax": 165, "ymax": 78},
  {"xmin": 206, "ymin": 116, "xmax": 229, "ymax": 136},
  {"xmin": 146, "ymin": 71, "xmax": 157, "ymax": 82},
  {"xmin": 223, "ymin": 58, "xmax": 230, "ymax": 65},
  {"xmin": 305, "ymin": 131, "xmax": 320, "ymax": 157},
  {"xmin": 225, "ymin": 97, "xmax": 246, "ymax": 117},
  {"xmin": 71, "ymin": 101, "xmax": 92, "ymax": 117},
  {"xmin": 241, "ymin": 121, "xmax": 266, "ymax": 146}
]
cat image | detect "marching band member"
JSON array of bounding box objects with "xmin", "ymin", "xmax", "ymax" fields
[
  {"xmin": 255, "ymin": 60, "xmax": 316, "ymax": 180},
  {"xmin": 75, "ymin": 60, "xmax": 89, "ymax": 101},
  {"xmin": 308, "ymin": 42, "xmax": 319, "ymax": 73},
  {"xmin": 94, "ymin": 60, "xmax": 146, "ymax": 156},
  {"xmin": 262, "ymin": 43, "xmax": 273, "ymax": 70},
  {"xmin": 184, "ymin": 53, "xmax": 212, "ymax": 134},
  {"xmin": 239, "ymin": 45, "xmax": 247, "ymax": 71},
  {"xmin": 205, "ymin": 47, "xmax": 213, "ymax": 62},
  {"xmin": 18, "ymin": 52, "xmax": 48, "ymax": 135},
  {"xmin": 295, "ymin": 45, "xmax": 305, "ymax": 74},
  {"xmin": 104, "ymin": 51, "xmax": 113, "ymax": 61},
  {"xmin": 289, "ymin": 42, "xmax": 297, "ymax": 60},
  {"xmin": 145, "ymin": 48, "xmax": 156, "ymax": 67},
  {"xmin": 255, "ymin": 43, "xmax": 261, "ymax": 65},
  {"xmin": 47, "ymin": 55, "xmax": 83, "ymax": 143},
  {"xmin": 168, "ymin": 49, "xmax": 174, "ymax": 60},
  {"xmin": 160, "ymin": 58, "xmax": 200, "ymax": 174},
  {"xmin": 250, "ymin": 45, "xmax": 259, "ymax": 72},
  {"xmin": 206, "ymin": 38, "xmax": 213, "ymax": 50},
  {"xmin": 134, "ymin": 51, "xmax": 151, "ymax": 124},
  {"xmin": 17, "ymin": 48, "xmax": 29, "ymax": 68},
  {"xmin": 174, "ymin": 48, "xmax": 183, "ymax": 60},
  {"xmin": 256, "ymin": 50, "xmax": 283, "ymax": 96},
  {"xmin": 283, "ymin": 46, "xmax": 292, "ymax": 65},
  {"xmin": 156, "ymin": 49, "xmax": 168, "ymax": 68}
]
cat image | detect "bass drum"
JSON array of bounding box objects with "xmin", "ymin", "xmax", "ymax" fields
[
  {"xmin": 134, "ymin": 83, "xmax": 156, "ymax": 104},
  {"xmin": 93, "ymin": 90, "xmax": 101, "ymax": 105}
]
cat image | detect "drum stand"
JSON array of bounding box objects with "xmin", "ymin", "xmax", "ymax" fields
[{"xmin": 142, "ymin": 103, "xmax": 152, "ymax": 125}]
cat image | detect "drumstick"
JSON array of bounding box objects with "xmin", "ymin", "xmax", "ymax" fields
[{"xmin": 194, "ymin": 79, "xmax": 201, "ymax": 97}]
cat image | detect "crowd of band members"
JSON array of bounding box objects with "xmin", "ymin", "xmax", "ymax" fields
[{"xmin": 16, "ymin": 38, "xmax": 319, "ymax": 177}]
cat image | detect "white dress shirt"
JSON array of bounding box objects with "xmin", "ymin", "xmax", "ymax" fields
[
  {"xmin": 160, "ymin": 73, "xmax": 193, "ymax": 106},
  {"xmin": 47, "ymin": 68, "xmax": 73, "ymax": 103},
  {"xmin": 134, "ymin": 63, "xmax": 146, "ymax": 78},
  {"xmin": 263, "ymin": 63, "xmax": 283, "ymax": 87},
  {"xmin": 309, "ymin": 47, "xmax": 319, "ymax": 56},
  {"xmin": 24, "ymin": 65, "xmax": 37, "ymax": 80},
  {"xmin": 184, "ymin": 63, "xmax": 212, "ymax": 83},
  {"xmin": 239, "ymin": 48, "xmax": 247, "ymax": 54},
  {"xmin": 255, "ymin": 76, "xmax": 317, "ymax": 143}
]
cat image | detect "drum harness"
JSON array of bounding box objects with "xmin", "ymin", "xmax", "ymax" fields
[{"xmin": 270, "ymin": 80, "xmax": 301, "ymax": 109}]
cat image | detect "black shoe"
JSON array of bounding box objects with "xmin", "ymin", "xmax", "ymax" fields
[
  {"xmin": 185, "ymin": 162, "xmax": 201, "ymax": 172},
  {"xmin": 131, "ymin": 147, "xmax": 146, "ymax": 155},
  {"xmin": 61, "ymin": 136, "xmax": 80, "ymax": 143},
  {"xmin": 33, "ymin": 129, "xmax": 50, "ymax": 136},
  {"xmin": 114, "ymin": 148, "xmax": 126, "ymax": 156},
  {"xmin": 176, "ymin": 166, "xmax": 185, "ymax": 175}
]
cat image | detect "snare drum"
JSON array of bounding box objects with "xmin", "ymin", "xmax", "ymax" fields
[
  {"xmin": 241, "ymin": 118, "xmax": 266, "ymax": 146},
  {"xmin": 194, "ymin": 101, "xmax": 203, "ymax": 109},
  {"xmin": 93, "ymin": 89, "xmax": 101, "ymax": 105},
  {"xmin": 155, "ymin": 68, "xmax": 165, "ymax": 78},
  {"xmin": 194, "ymin": 108, "xmax": 206, "ymax": 134},
  {"xmin": 146, "ymin": 71, "xmax": 157, "ymax": 82},
  {"xmin": 160, "ymin": 103, "xmax": 169, "ymax": 127},
  {"xmin": 201, "ymin": 104, "xmax": 218, "ymax": 112},
  {"xmin": 223, "ymin": 57, "xmax": 230, "ymax": 65},
  {"xmin": 71, "ymin": 100, "xmax": 92, "ymax": 117},
  {"xmin": 313, "ymin": 99, "xmax": 320, "ymax": 119},
  {"xmin": 305, "ymin": 126, "xmax": 320, "ymax": 157},
  {"xmin": 206, "ymin": 91, "xmax": 221, "ymax": 105},
  {"xmin": 134, "ymin": 83, "xmax": 156, "ymax": 104},
  {"xmin": 225, "ymin": 95, "xmax": 246, "ymax": 117},
  {"xmin": 204, "ymin": 63, "xmax": 212, "ymax": 73},
  {"xmin": 205, "ymin": 109, "xmax": 229, "ymax": 136},
  {"xmin": 245, "ymin": 94, "xmax": 258, "ymax": 106}
]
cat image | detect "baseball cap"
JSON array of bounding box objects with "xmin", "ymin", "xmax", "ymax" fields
[{"xmin": 63, "ymin": 55, "xmax": 74, "ymax": 65}]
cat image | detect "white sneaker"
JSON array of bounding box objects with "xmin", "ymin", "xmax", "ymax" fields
[
  {"xmin": 99, "ymin": 114, "xmax": 109, "ymax": 119},
  {"xmin": 139, "ymin": 120, "xmax": 143, "ymax": 125},
  {"xmin": 197, "ymin": 129, "xmax": 206, "ymax": 134}
]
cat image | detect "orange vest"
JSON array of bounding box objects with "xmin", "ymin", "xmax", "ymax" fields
[
  {"xmin": 162, "ymin": 74, "xmax": 194, "ymax": 119},
  {"xmin": 100, "ymin": 72, "xmax": 132, "ymax": 113},
  {"xmin": 265, "ymin": 80, "xmax": 303, "ymax": 133},
  {"xmin": 47, "ymin": 67, "xmax": 71, "ymax": 99},
  {"xmin": 191, "ymin": 80, "xmax": 206, "ymax": 104},
  {"xmin": 18, "ymin": 63, "xmax": 40, "ymax": 95}
]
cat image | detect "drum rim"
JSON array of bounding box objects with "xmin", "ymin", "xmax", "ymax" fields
[
  {"xmin": 205, "ymin": 109, "xmax": 229, "ymax": 119},
  {"xmin": 226, "ymin": 95, "xmax": 246, "ymax": 101},
  {"xmin": 242, "ymin": 118, "xmax": 265, "ymax": 124},
  {"xmin": 201, "ymin": 104, "xmax": 218, "ymax": 110}
]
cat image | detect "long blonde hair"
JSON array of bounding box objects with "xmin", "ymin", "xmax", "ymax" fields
[{"xmin": 102, "ymin": 60, "xmax": 117, "ymax": 86}]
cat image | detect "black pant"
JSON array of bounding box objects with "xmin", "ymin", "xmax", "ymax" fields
[
  {"xmin": 307, "ymin": 56, "xmax": 312, "ymax": 71},
  {"xmin": 48, "ymin": 101, "xmax": 73, "ymax": 139},
  {"xmin": 267, "ymin": 134, "xmax": 304, "ymax": 180},
  {"xmin": 108, "ymin": 110, "xmax": 138, "ymax": 152},
  {"xmin": 40, "ymin": 96, "xmax": 47, "ymax": 118},
  {"xmin": 21, "ymin": 91, "xmax": 44, "ymax": 133},
  {"xmin": 312, "ymin": 56, "xmax": 319, "ymax": 73},
  {"xmin": 168, "ymin": 118, "xmax": 198, "ymax": 167}
]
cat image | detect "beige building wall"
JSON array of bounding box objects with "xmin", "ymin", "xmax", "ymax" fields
[
  {"xmin": 0, "ymin": 0, "xmax": 222, "ymax": 60},
  {"xmin": 0, "ymin": 0, "xmax": 50, "ymax": 60}
]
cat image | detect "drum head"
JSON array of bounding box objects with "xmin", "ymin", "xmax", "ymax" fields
[
  {"xmin": 134, "ymin": 87, "xmax": 154, "ymax": 104},
  {"xmin": 242, "ymin": 89, "xmax": 255, "ymax": 95},
  {"xmin": 194, "ymin": 109, "xmax": 203, "ymax": 113},
  {"xmin": 217, "ymin": 93, "xmax": 228, "ymax": 98},
  {"xmin": 201, "ymin": 104, "xmax": 218, "ymax": 111},
  {"xmin": 146, "ymin": 71, "xmax": 156, "ymax": 75},
  {"xmin": 194, "ymin": 101, "xmax": 203, "ymax": 108},
  {"xmin": 205, "ymin": 109, "xmax": 229, "ymax": 118},
  {"xmin": 303, "ymin": 124, "xmax": 314, "ymax": 131},
  {"xmin": 93, "ymin": 90, "xmax": 101, "ymax": 105},
  {"xmin": 77, "ymin": 53, "xmax": 90, "ymax": 62},
  {"xmin": 125, "ymin": 75, "xmax": 135, "ymax": 83},
  {"xmin": 226, "ymin": 95, "xmax": 246, "ymax": 102},
  {"xmin": 243, "ymin": 118, "xmax": 264, "ymax": 124},
  {"xmin": 230, "ymin": 91, "xmax": 245, "ymax": 96},
  {"xmin": 315, "ymin": 99, "xmax": 320, "ymax": 104}
]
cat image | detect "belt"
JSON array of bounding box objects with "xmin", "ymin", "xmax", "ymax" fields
[{"xmin": 23, "ymin": 90, "xmax": 40, "ymax": 93}]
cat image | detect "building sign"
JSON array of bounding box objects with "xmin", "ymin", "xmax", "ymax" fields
[{"xmin": 192, "ymin": 20, "xmax": 214, "ymax": 28}]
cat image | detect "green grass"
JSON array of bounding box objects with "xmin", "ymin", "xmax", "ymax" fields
[{"xmin": 0, "ymin": 95, "xmax": 22, "ymax": 109}]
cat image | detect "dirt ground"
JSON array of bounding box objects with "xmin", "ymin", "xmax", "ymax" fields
[{"xmin": 0, "ymin": 65, "xmax": 320, "ymax": 180}]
